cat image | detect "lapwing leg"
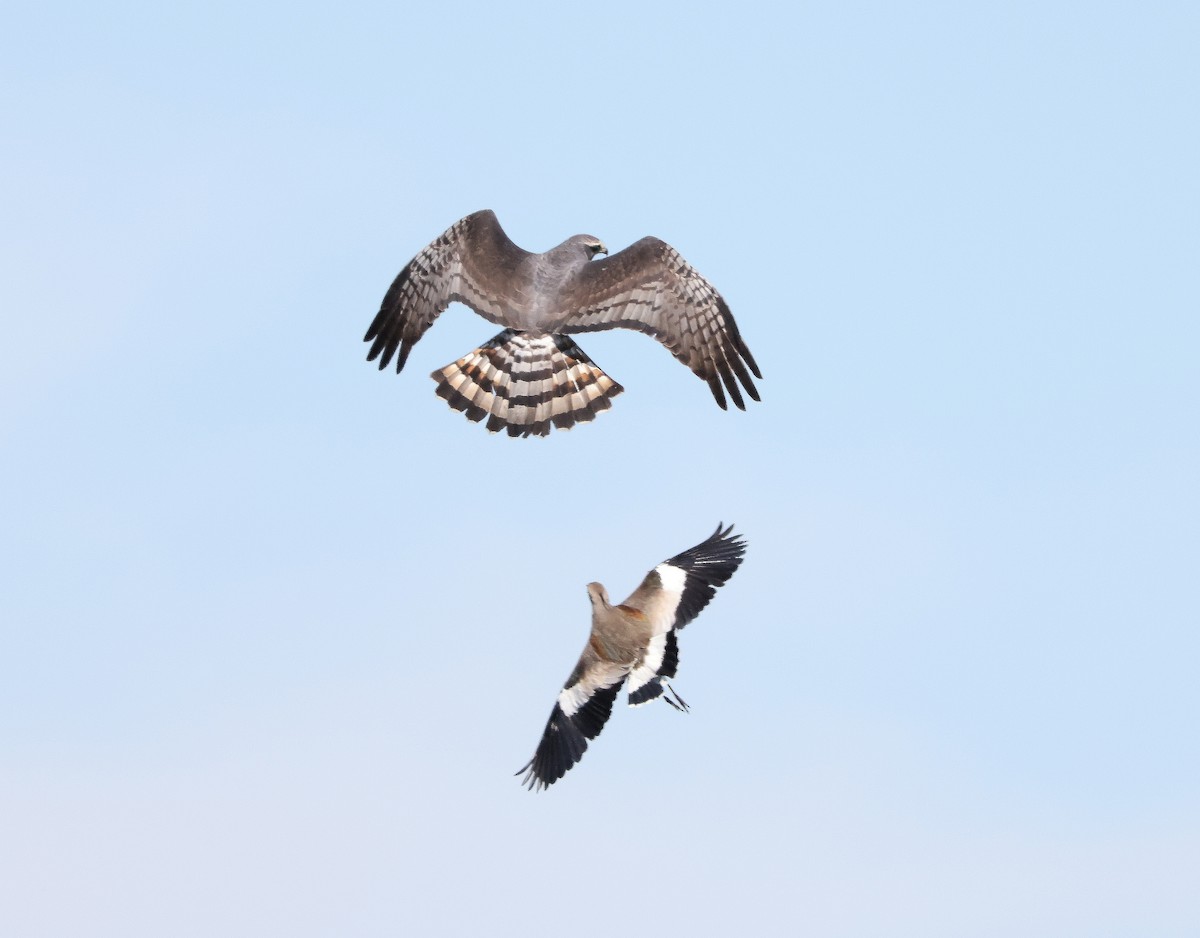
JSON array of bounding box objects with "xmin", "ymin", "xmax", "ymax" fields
[{"xmin": 664, "ymin": 683, "xmax": 690, "ymax": 713}]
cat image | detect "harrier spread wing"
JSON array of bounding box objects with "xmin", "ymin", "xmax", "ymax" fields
[
  {"xmin": 623, "ymin": 523, "xmax": 747, "ymax": 707},
  {"xmin": 556, "ymin": 239, "xmax": 762, "ymax": 409},
  {"xmin": 364, "ymin": 210, "xmax": 531, "ymax": 373}
]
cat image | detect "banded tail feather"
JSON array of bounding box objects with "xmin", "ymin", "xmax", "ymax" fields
[{"xmin": 431, "ymin": 330, "xmax": 624, "ymax": 438}]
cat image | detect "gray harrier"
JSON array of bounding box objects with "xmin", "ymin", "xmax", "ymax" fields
[{"xmin": 364, "ymin": 211, "xmax": 761, "ymax": 437}]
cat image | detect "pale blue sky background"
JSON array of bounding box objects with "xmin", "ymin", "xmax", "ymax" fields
[{"xmin": 2, "ymin": 1, "xmax": 1198, "ymax": 935}]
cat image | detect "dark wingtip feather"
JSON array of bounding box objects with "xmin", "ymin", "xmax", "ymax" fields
[
  {"xmin": 728, "ymin": 354, "xmax": 760, "ymax": 403},
  {"xmin": 396, "ymin": 340, "xmax": 415, "ymax": 373},
  {"xmin": 706, "ymin": 373, "xmax": 728, "ymax": 410},
  {"xmin": 719, "ymin": 360, "xmax": 746, "ymax": 411},
  {"xmin": 365, "ymin": 333, "xmax": 386, "ymax": 364},
  {"xmin": 742, "ymin": 343, "xmax": 763, "ymax": 381},
  {"xmin": 515, "ymin": 759, "xmax": 547, "ymax": 793},
  {"xmin": 363, "ymin": 305, "xmax": 389, "ymax": 345}
]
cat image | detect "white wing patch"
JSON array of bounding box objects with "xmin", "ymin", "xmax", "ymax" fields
[
  {"xmin": 641, "ymin": 562, "xmax": 687, "ymax": 634},
  {"xmin": 557, "ymin": 662, "xmax": 628, "ymax": 717},
  {"xmin": 556, "ymin": 682, "xmax": 589, "ymax": 717},
  {"xmin": 627, "ymin": 632, "xmax": 670, "ymax": 707},
  {"xmin": 655, "ymin": 562, "xmax": 687, "ymax": 597}
]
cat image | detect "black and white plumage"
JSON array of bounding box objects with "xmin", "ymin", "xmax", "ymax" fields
[
  {"xmin": 364, "ymin": 210, "xmax": 761, "ymax": 438},
  {"xmin": 517, "ymin": 524, "xmax": 747, "ymax": 791}
]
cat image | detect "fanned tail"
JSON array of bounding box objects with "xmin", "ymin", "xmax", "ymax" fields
[{"xmin": 431, "ymin": 330, "xmax": 624, "ymax": 438}]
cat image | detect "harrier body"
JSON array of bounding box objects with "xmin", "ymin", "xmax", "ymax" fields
[{"xmin": 364, "ymin": 211, "xmax": 761, "ymax": 437}]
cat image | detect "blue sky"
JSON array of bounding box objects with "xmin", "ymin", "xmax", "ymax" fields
[{"xmin": 2, "ymin": 2, "xmax": 1197, "ymax": 935}]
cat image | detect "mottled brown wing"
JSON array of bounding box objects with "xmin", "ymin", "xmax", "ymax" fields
[
  {"xmin": 364, "ymin": 210, "xmax": 532, "ymax": 373},
  {"xmin": 556, "ymin": 238, "xmax": 761, "ymax": 409}
]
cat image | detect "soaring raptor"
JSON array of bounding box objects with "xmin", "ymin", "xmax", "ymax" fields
[
  {"xmin": 364, "ymin": 210, "xmax": 761, "ymax": 437},
  {"xmin": 517, "ymin": 524, "xmax": 747, "ymax": 791}
]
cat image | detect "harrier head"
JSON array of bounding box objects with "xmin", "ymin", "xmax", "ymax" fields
[{"xmin": 575, "ymin": 235, "xmax": 608, "ymax": 258}]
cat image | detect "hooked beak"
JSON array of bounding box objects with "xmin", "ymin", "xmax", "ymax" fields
[{"xmin": 596, "ymin": 243, "xmax": 608, "ymax": 256}]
